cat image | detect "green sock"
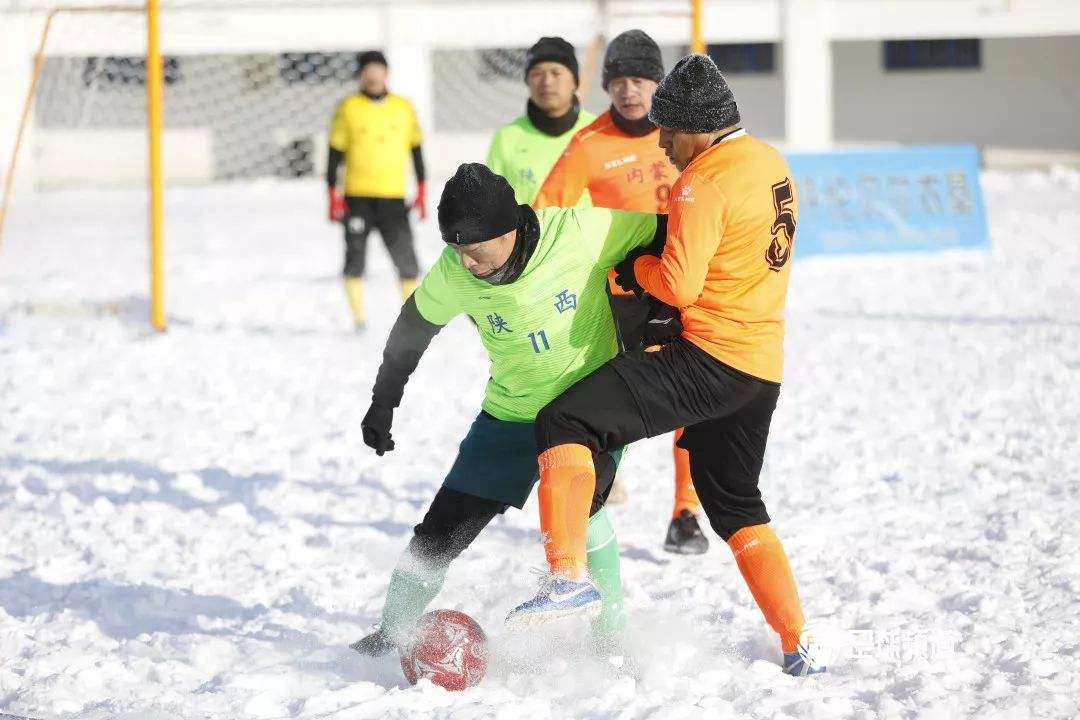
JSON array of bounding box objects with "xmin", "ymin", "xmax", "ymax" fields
[
  {"xmin": 379, "ymin": 550, "xmax": 447, "ymax": 640},
  {"xmin": 586, "ymin": 507, "xmax": 625, "ymax": 635}
]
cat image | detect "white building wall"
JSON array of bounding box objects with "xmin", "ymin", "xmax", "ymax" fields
[
  {"xmin": 3, "ymin": 0, "xmax": 1080, "ymax": 191},
  {"xmin": 0, "ymin": 13, "xmax": 41, "ymax": 192},
  {"xmin": 834, "ymin": 36, "xmax": 1080, "ymax": 151},
  {"xmin": 721, "ymin": 70, "xmax": 786, "ymax": 143}
]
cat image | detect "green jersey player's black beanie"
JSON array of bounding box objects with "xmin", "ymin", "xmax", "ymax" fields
[
  {"xmin": 649, "ymin": 53, "xmax": 740, "ymax": 133},
  {"xmin": 602, "ymin": 30, "xmax": 664, "ymax": 89},
  {"xmin": 438, "ymin": 163, "xmax": 520, "ymax": 245},
  {"xmin": 525, "ymin": 36, "xmax": 580, "ymax": 86}
]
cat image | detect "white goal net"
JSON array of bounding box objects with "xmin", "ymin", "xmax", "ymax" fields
[{"xmin": 2, "ymin": 0, "xmax": 690, "ymax": 191}]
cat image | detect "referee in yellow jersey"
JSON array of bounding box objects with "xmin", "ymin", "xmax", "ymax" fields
[{"xmin": 327, "ymin": 50, "xmax": 427, "ymax": 331}]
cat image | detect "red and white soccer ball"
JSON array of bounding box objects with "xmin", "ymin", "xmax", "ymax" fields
[{"xmin": 399, "ymin": 609, "xmax": 487, "ymax": 691}]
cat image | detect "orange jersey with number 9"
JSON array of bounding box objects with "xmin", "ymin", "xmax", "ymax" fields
[
  {"xmin": 534, "ymin": 110, "xmax": 675, "ymax": 214},
  {"xmin": 633, "ymin": 132, "xmax": 797, "ymax": 383},
  {"xmin": 534, "ymin": 110, "xmax": 676, "ymax": 295}
]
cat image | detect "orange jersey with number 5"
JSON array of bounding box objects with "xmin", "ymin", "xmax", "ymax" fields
[{"xmin": 633, "ymin": 131, "xmax": 797, "ymax": 383}]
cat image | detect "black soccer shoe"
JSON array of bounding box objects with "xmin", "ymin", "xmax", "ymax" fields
[
  {"xmin": 350, "ymin": 628, "xmax": 396, "ymax": 657},
  {"xmin": 663, "ymin": 510, "xmax": 709, "ymax": 555}
]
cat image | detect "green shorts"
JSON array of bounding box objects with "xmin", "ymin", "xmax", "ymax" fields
[{"xmin": 444, "ymin": 411, "xmax": 622, "ymax": 509}]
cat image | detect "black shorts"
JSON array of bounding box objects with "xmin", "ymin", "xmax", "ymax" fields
[
  {"xmin": 609, "ymin": 293, "xmax": 651, "ymax": 351},
  {"xmin": 610, "ymin": 292, "xmax": 684, "ymax": 352},
  {"xmin": 535, "ymin": 338, "xmax": 779, "ymax": 540},
  {"xmin": 343, "ymin": 196, "xmax": 418, "ymax": 279}
]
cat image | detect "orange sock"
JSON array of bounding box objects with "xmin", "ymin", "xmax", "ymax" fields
[
  {"xmin": 727, "ymin": 524, "xmax": 806, "ymax": 653},
  {"xmin": 538, "ymin": 444, "xmax": 596, "ymax": 579},
  {"xmin": 671, "ymin": 428, "xmax": 701, "ymax": 517}
]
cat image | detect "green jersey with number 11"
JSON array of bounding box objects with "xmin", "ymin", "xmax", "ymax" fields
[{"xmin": 413, "ymin": 207, "xmax": 657, "ymax": 422}]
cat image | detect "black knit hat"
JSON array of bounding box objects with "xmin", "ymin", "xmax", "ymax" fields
[
  {"xmin": 357, "ymin": 50, "xmax": 387, "ymax": 71},
  {"xmin": 648, "ymin": 54, "xmax": 740, "ymax": 133},
  {"xmin": 525, "ymin": 36, "xmax": 579, "ymax": 85},
  {"xmin": 602, "ymin": 30, "xmax": 664, "ymax": 90},
  {"xmin": 438, "ymin": 164, "xmax": 519, "ymax": 245}
]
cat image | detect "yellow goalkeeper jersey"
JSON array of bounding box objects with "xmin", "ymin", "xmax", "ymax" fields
[{"xmin": 329, "ymin": 93, "xmax": 422, "ymax": 198}]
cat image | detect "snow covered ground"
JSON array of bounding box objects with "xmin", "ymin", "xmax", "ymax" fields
[{"xmin": 0, "ymin": 169, "xmax": 1078, "ymax": 719}]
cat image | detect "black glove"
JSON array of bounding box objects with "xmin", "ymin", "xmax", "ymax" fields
[
  {"xmin": 613, "ymin": 248, "xmax": 649, "ymax": 298},
  {"xmin": 642, "ymin": 299, "xmax": 683, "ymax": 346},
  {"xmin": 361, "ymin": 403, "xmax": 395, "ymax": 456},
  {"xmin": 614, "ymin": 214, "xmax": 669, "ymax": 297}
]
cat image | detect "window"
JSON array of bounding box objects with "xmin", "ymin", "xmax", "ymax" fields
[
  {"xmin": 884, "ymin": 39, "xmax": 981, "ymax": 71},
  {"xmin": 278, "ymin": 52, "xmax": 358, "ymax": 85},
  {"xmin": 82, "ymin": 56, "xmax": 181, "ymax": 87},
  {"xmin": 476, "ymin": 48, "xmax": 528, "ymax": 81},
  {"xmin": 705, "ymin": 43, "xmax": 775, "ymax": 74}
]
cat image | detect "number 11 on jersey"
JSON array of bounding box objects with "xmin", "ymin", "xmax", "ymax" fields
[{"xmin": 528, "ymin": 330, "xmax": 550, "ymax": 354}]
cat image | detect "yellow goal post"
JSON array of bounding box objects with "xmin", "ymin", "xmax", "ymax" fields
[{"xmin": 0, "ymin": 2, "xmax": 166, "ymax": 331}]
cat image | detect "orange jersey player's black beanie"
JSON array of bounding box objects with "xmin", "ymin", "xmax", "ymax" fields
[
  {"xmin": 525, "ymin": 36, "xmax": 580, "ymax": 86},
  {"xmin": 602, "ymin": 29, "xmax": 665, "ymax": 89},
  {"xmin": 649, "ymin": 53, "xmax": 741, "ymax": 133},
  {"xmin": 438, "ymin": 163, "xmax": 519, "ymax": 246}
]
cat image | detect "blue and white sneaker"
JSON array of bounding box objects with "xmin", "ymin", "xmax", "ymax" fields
[
  {"xmin": 505, "ymin": 570, "xmax": 602, "ymax": 627},
  {"xmin": 783, "ymin": 641, "xmax": 828, "ymax": 676}
]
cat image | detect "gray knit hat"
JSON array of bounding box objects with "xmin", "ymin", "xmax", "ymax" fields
[
  {"xmin": 648, "ymin": 54, "xmax": 740, "ymax": 133},
  {"xmin": 602, "ymin": 30, "xmax": 664, "ymax": 89}
]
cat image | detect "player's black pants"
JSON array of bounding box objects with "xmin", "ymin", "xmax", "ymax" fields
[
  {"xmin": 535, "ymin": 337, "xmax": 779, "ymax": 540},
  {"xmin": 406, "ymin": 454, "xmax": 618, "ymax": 571},
  {"xmin": 344, "ymin": 196, "xmax": 419, "ymax": 279}
]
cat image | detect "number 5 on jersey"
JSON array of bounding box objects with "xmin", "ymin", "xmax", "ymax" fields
[{"xmin": 767, "ymin": 178, "xmax": 796, "ymax": 272}]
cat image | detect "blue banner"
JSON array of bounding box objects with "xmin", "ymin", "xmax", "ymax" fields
[{"xmin": 785, "ymin": 144, "xmax": 989, "ymax": 257}]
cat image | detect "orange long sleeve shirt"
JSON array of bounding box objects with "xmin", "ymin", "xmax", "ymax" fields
[
  {"xmin": 534, "ymin": 110, "xmax": 676, "ymax": 295},
  {"xmin": 534, "ymin": 110, "xmax": 675, "ymax": 214},
  {"xmin": 634, "ymin": 131, "xmax": 797, "ymax": 383}
]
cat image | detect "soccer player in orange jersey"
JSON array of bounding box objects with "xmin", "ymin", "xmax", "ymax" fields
[
  {"xmin": 509, "ymin": 55, "xmax": 824, "ymax": 676},
  {"xmin": 534, "ymin": 30, "xmax": 708, "ymax": 555}
]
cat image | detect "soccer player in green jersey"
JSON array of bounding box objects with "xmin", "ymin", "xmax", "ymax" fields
[
  {"xmin": 486, "ymin": 36, "xmax": 595, "ymax": 205},
  {"xmin": 351, "ymin": 163, "xmax": 666, "ymax": 655}
]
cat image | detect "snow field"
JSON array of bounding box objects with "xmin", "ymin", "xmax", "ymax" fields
[{"xmin": 0, "ymin": 169, "xmax": 1078, "ymax": 718}]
